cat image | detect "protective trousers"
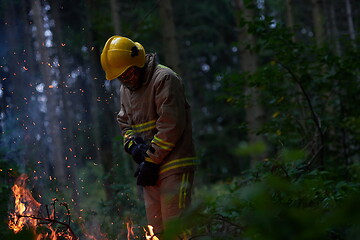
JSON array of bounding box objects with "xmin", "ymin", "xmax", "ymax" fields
[{"xmin": 143, "ymin": 171, "xmax": 194, "ymax": 237}]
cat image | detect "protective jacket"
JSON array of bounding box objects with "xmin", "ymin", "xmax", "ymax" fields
[{"xmin": 117, "ymin": 53, "xmax": 196, "ymax": 179}]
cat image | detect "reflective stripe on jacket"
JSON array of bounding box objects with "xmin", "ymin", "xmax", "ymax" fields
[{"xmin": 117, "ymin": 53, "xmax": 196, "ymax": 179}]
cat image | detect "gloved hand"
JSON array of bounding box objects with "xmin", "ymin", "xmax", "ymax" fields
[
  {"xmin": 130, "ymin": 144, "xmax": 149, "ymax": 164},
  {"xmin": 126, "ymin": 137, "xmax": 149, "ymax": 164},
  {"xmin": 134, "ymin": 160, "xmax": 159, "ymax": 186}
]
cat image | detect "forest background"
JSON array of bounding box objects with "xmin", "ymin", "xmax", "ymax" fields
[{"xmin": 1, "ymin": 0, "xmax": 360, "ymax": 239}]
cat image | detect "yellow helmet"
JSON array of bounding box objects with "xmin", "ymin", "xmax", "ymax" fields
[{"xmin": 100, "ymin": 36, "xmax": 146, "ymax": 80}]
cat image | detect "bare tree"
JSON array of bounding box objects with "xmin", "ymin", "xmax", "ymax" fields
[
  {"xmin": 233, "ymin": 0, "xmax": 265, "ymax": 166},
  {"xmin": 84, "ymin": 0, "xmax": 117, "ymax": 203},
  {"xmin": 345, "ymin": 0, "xmax": 356, "ymax": 48},
  {"xmin": 328, "ymin": 1, "xmax": 342, "ymax": 55},
  {"xmin": 158, "ymin": 0, "xmax": 182, "ymax": 75},
  {"xmin": 32, "ymin": 0, "xmax": 66, "ymax": 184},
  {"xmin": 285, "ymin": 0, "xmax": 296, "ymax": 42},
  {"xmin": 110, "ymin": 0, "xmax": 121, "ymax": 35},
  {"xmin": 311, "ymin": 0, "xmax": 325, "ymax": 46},
  {"xmin": 49, "ymin": 0, "xmax": 81, "ymax": 208}
]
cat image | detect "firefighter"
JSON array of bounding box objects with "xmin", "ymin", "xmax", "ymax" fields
[{"xmin": 100, "ymin": 36, "xmax": 197, "ymax": 237}]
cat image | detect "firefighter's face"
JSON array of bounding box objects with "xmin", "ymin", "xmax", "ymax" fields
[{"xmin": 118, "ymin": 66, "xmax": 141, "ymax": 90}]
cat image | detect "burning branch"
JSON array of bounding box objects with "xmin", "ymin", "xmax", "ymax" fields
[
  {"xmin": 8, "ymin": 174, "xmax": 78, "ymax": 239},
  {"xmin": 13, "ymin": 212, "xmax": 77, "ymax": 239}
]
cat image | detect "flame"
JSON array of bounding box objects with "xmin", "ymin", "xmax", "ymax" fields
[
  {"xmin": 9, "ymin": 174, "xmax": 159, "ymax": 240},
  {"xmin": 36, "ymin": 228, "xmax": 57, "ymax": 240},
  {"xmin": 8, "ymin": 174, "xmax": 41, "ymax": 233},
  {"xmin": 8, "ymin": 174, "xmax": 76, "ymax": 240},
  {"xmin": 126, "ymin": 221, "xmax": 135, "ymax": 240},
  {"xmin": 144, "ymin": 225, "xmax": 160, "ymax": 240}
]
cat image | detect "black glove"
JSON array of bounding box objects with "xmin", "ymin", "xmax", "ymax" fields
[
  {"xmin": 131, "ymin": 144, "xmax": 149, "ymax": 164},
  {"xmin": 134, "ymin": 161, "xmax": 159, "ymax": 186},
  {"xmin": 126, "ymin": 137, "xmax": 149, "ymax": 164}
]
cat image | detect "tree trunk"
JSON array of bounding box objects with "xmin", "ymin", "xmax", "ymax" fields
[
  {"xmin": 311, "ymin": 0, "xmax": 324, "ymax": 46},
  {"xmin": 85, "ymin": 0, "xmax": 117, "ymax": 203},
  {"xmin": 345, "ymin": 0, "xmax": 356, "ymax": 47},
  {"xmin": 233, "ymin": 0, "xmax": 265, "ymax": 167},
  {"xmin": 158, "ymin": 0, "xmax": 182, "ymax": 75},
  {"xmin": 2, "ymin": 0, "xmax": 26, "ymax": 171},
  {"xmin": 4, "ymin": 0, "xmax": 26, "ymax": 122},
  {"xmin": 110, "ymin": 0, "xmax": 121, "ymax": 34},
  {"xmin": 49, "ymin": 0, "xmax": 80, "ymax": 208},
  {"xmin": 329, "ymin": 1, "xmax": 341, "ymax": 55},
  {"xmin": 32, "ymin": 0, "xmax": 66, "ymax": 185},
  {"xmin": 285, "ymin": 0, "xmax": 296, "ymax": 42},
  {"xmin": 311, "ymin": 0, "xmax": 327, "ymax": 167},
  {"xmin": 20, "ymin": 0, "xmax": 40, "ymax": 171},
  {"xmin": 109, "ymin": 0, "xmax": 122, "ymax": 111},
  {"xmin": 4, "ymin": 0, "xmax": 42, "ymax": 171}
]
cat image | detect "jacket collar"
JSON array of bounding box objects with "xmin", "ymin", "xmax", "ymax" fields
[{"xmin": 141, "ymin": 53, "xmax": 158, "ymax": 86}]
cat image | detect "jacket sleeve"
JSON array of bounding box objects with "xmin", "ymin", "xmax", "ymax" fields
[
  {"xmin": 117, "ymin": 88, "xmax": 134, "ymax": 150},
  {"xmin": 146, "ymin": 73, "xmax": 187, "ymax": 164}
]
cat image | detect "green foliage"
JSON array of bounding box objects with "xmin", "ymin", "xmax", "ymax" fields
[
  {"xmin": 224, "ymin": 13, "xmax": 360, "ymax": 166},
  {"xmin": 235, "ymin": 141, "xmax": 268, "ymax": 157},
  {"xmin": 162, "ymin": 5, "xmax": 360, "ymax": 240},
  {"xmin": 164, "ymin": 159, "xmax": 360, "ymax": 240},
  {"xmin": 171, "ymin": 0, "xmax": 247, "ymax": 182},
  {"xmin": 1, "ymin": 1, "xmax": 360, "ymax": 239},
  {"xmin": 87, "ymin": 135, "xmax": 146, "ymax": 239}
]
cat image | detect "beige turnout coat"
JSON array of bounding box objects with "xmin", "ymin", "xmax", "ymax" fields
[{"xmin": 117, "ymin": 53, "xmax": 196, "ymax": 179}]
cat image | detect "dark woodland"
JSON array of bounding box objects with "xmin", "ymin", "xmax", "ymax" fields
[{"xmin": 1, "ymin": 0, "xmax": 360, "ymax": 239}]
